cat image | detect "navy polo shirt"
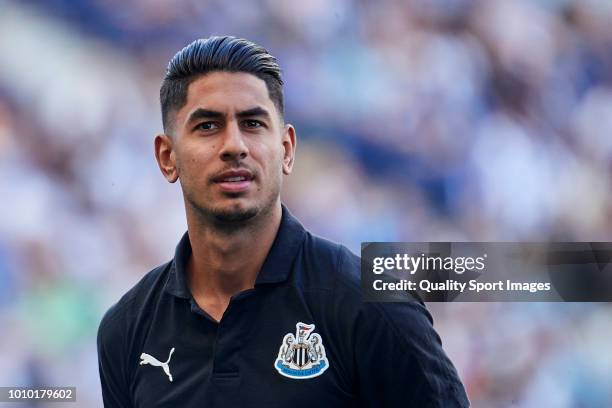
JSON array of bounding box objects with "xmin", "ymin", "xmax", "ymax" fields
[{"xmin": 97, "ymin": 205, "xmax": 469, "ymax": 407}]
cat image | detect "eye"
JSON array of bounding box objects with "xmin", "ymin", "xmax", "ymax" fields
[
  {"xmin": 243, "ymin": 119, "xmax": 264, "ymax": 128},
  {"xmin": 195, "ymin": 122, "xmax": 219, "ymax": 131}
]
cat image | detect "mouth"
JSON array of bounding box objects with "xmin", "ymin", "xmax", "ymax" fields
[{"xmin": 212, "ymin": 169, "xmax": 255, "ymax": 193}]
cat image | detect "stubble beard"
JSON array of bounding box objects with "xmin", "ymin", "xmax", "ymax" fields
[
  {"xmin": 185, "ymin": 175, "xmax": 281, "ymax": 233},
  {"xmin": 208, "ymin": 205, "xmax": 259, "ymax": 223}
]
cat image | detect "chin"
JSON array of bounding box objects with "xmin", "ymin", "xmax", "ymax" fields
[
  {"xmin": 211, "ymin": 205, "xmax": 259, "ymax": 223},
  {"xmin": 188, "ymin": 190, "xmax": 279, "ymax": 226},
  {"xmin": 202, "ymin": 197, "xmax": 260, "ymax": 222}
]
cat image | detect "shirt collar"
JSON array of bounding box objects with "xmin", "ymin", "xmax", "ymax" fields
[
  {"xmin": 164, "ymin": 231, "xmax": 191, "ymax": 299},
  {"xmin": 164, "ymin": 204, "xmax": 306, "ymax": 298}
]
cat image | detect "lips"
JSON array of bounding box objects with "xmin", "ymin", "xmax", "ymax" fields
[{"xmin": 212, "ymin": 169, "xmax": 254, "ymax": 193}]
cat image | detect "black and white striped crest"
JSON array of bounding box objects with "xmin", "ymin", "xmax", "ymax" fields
[
  {"xmin": 292, "ymin": 344, "xmax": 311, "ymax": 368},
  {"xmin": 275, "ymin": 322, "xmax": 330, "ymax": 379}
]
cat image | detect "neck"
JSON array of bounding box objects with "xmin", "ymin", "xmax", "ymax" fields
[{"xmin": 185, "ymin": 200, "xmax": 282, "ymax": 306}]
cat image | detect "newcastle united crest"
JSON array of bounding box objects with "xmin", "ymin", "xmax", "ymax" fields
[{"xmin": 274, "ymin": 322, "xmax": 329, "ymax": 379}]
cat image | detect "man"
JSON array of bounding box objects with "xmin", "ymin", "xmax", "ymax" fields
[{"xmin": 97, "ymin": 36, "xmax": 470, "ymax": 407}]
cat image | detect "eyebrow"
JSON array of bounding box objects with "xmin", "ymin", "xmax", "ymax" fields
[
  {"xmin": 185, "ymin": 106, "xmax": 271, "ymax": 126},
  {"xmin": 236, "ymin": 106, "xmax": 271, "ymax": 120}
]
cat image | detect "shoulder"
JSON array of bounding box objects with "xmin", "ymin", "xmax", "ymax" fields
[
  {"xmin": 96, "ymin": 262, "xmax": 172, "ymax": 406},
  {"xmin": 293, "ymin": 232, "xmax": 361, "ymax": 291},
  {"xmin": 97, "ymin": 261, "xmax": 172, "ymax": 346},
  {"xmin": 298, "ymin": 235, "xmax": 437, "ymax": 355},
  {"xmin": 296, "ymin": 233, "xmax": 419, "ymax": 305},
  {"xmin": 296, "ymin": 234, "xmax": 428, "ymax": 332}
]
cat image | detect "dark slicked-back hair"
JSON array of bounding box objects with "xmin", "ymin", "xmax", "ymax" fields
[{"xmin": 160, "ymin": 36, "xmax": 284, "ymax": 134}]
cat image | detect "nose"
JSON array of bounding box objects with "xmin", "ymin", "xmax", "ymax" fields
[{"xmin": 219, "ymin": 121, "xmax": 248, "ymax": 162}]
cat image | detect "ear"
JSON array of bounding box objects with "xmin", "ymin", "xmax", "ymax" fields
[
  {"xmin": 154, "ymin": 134, "xmax": 179, "ymax": 183},
  {"xmin": 281, "ymin": 124, "xmax": 297, "ymax": 175}
]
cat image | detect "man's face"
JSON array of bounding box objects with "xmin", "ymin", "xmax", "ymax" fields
[{"xmin": 155, "ymin": 72, "xmax": 296, "ymax": 224}]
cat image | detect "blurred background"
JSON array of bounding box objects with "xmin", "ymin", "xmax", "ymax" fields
[{"xmin": 1, "ymin": 0, "xmax": 611, "ymax": 406}]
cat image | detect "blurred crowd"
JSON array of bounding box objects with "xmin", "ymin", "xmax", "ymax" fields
[{"xmin": 0, "ymin": 0, "xmax": 611, "ymax": 406}]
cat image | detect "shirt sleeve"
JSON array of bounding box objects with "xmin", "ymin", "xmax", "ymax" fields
[
  {"xmin": 97, "ymin": 306, "xmax": 133, "ymax": 408},
  {"xmin": 336, "ymin": 247, "xmax": 469, "ymax": 407},
  {"xmin": 354, "ymin": 300, "xmax": 470, "ymax": 407}
]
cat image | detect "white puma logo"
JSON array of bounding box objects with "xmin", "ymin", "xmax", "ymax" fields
[{"xmin": 140, "ymin": 347, "xmax": 175, "ymax": 382}]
